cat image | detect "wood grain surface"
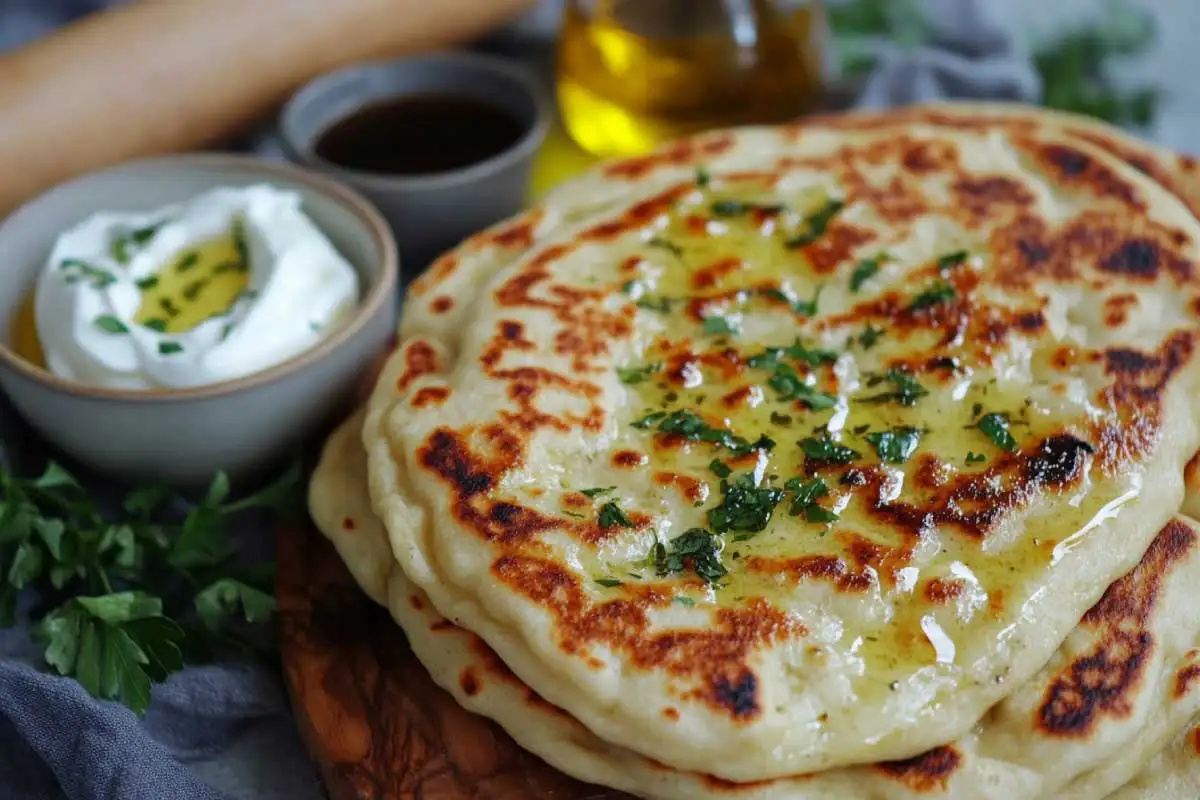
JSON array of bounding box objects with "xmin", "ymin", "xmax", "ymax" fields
[{"xmin": 277, "ymin": 520, "xmax": 624, "ymax": 799}]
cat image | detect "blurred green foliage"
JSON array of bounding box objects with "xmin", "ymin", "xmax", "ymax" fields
[{"xmin": 826, "ymin": 0, "xmax": 1161, "ymax": 127}]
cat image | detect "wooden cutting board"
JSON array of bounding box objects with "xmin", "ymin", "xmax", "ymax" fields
[{"xmin": 276, "ymin": 519, "xmax": 626, "ymax": 799}]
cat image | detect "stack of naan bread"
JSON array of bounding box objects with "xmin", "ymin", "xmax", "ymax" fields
[{"xmin": 308, "ymin": 103, "xmax": 1200, "ymax": 798}]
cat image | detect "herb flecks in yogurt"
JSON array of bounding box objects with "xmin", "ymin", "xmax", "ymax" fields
[{"xmin": 33, "ymin": 185, "xmax": 360, "ymax": 390}]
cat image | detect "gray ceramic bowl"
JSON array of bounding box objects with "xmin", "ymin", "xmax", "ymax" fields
[
  {"xmin": 0, "ymin": 154, "xmax": 398, "ymax": 487},
  {"xmin": 279, "ymin": 51, "xmax": 549, "ymax": 275}
]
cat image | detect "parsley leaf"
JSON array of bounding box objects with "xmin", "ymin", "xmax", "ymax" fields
[
  {"xmin": 702, "ymin": 315, "xmax": 739, "ymax": 336},
  {"xmin": 798, "ymin": 435, "xmax": 861, "ymax": 465},
  {"xmin": 747, "ymin": 338, "xmax": 838, "ymax": 369},
  {"xmin": 598, "ymin": 502, "xmax": 635, "ymax": 529},
  {"xmin": 966, "ymin": 451, "xmax": 987, "ymax": 465},
  {"xmin": 654, "ymin": 529, "xmax": 727, "ymax": 584},
  {"xmin": 785, "ymin": 198, "xmax": 846, "ymax": 248},
  {"xmin": 785, "ymin": 476, "xmax": 832, "ymax": 519},
  {"xmin": 617, "ymin": 363, "xmax": 661, "ymax": 384},
  {"xmin": 860, "ymin": 367, "xmax": 928, "ymax": 407},
  {"xmin": 858, "ymin": 325, "xmax": 884, "ymax": 349},
  {"xmin": 708, "ymin": 460, "xmax": 732, "ymax": 478},
  {"xmin": 60, "ymin": 259, "xmax": 116, "ymax": 289},
  {"xmin": 636, "ymin": 295, "xmax": 673, "ymax": 312},
  {"xmin": 909, "ymin": 280, "xmax": 956, "ymax": 311},
  {"xmin": 595, "ymin": 578, "xmax": 623, "ymax": 588},
  {"xmin": 711, "ymin": 199, "xmax": 784, "ymax": 217},
  {"xmin": 94, "ymin": 315, "xmax": 129, "ymax": 334},
  {"xmin": 695, "ymin": 166, "xmax": 711, "ymax": 187},
  {"xmin": 850, "ymin": 257, "xmax": 881, "ymax": 292},
  {"xmin": 767, "ymin": 363, "xmax": 837, "ymax": 409},
  {"xmin": 865, "ymin": 426, "xmax": 923, "ymax": 464},
  {"xmin": 978, "ymin": 413, "xmax": 1019, "ymax": 452},
  {"xmin": 707, "ymin": 474, "xmax": 784, "ymax": 537},
  {"xmin": 581, "ymin": 486, "xmax": 616, "ymax": 497},
  {"xmin": 937, "ymin": 250, "xmax": 970, "ymax": 270},
  {"xmin": 634, "ymin": 409, "xmax": 774, "ymax": 456}
]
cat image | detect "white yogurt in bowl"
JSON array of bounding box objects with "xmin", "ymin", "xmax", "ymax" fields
[{"xmin": 35, "ymin": 184, "xmax": 360, "ymax": 390}]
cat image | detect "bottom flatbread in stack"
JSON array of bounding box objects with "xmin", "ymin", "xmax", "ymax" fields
[{"xmin": 308, "ymin": 103, "xmax": 1200, "ymax": 797}]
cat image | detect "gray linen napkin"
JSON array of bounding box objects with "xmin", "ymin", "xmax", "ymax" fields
[{"xmin": 0, "ymin": 1, "xmax": 1037, "ymax": 797}]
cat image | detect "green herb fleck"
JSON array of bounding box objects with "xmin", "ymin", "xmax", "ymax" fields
[
  {"xmin": 909, "ymin": 280, "xmax": 956, "ymax": 311},
  {"xmin": 174, "ymin": 252, "xmax": 200, "ymax": 273},
  {"xmin": 966, "ymin": 451, "xmax": 987, "ymax": 465},
  {"xmin": 785, "ymin": 198, "xmax": 846, "ymax": 248},
  {"xmin": 181, "ymin": 279, "xmax": 207, "ymax": 301},
  {"xmin": 636, "ymin": 295, "xmax": 673, "ymax": 313},
  {"xmin": 159, "ymin": 298, "xmax": 180, "ymax": 319},
  {"xmin": 93, "ymin": 315, "xmax": 129, "ymax": 334},
  {"xmin": 767, "ymin": 363, "xmax": 837, "ymax": 409},
  {"xmin": 617, "ymin": 363, "xmax": 661, "ymax": 384},
  {"xmin": 219, "ymin": 323, "xmax": 234, "ymax": 342},
  {"xmin": 850, "ymin": 258, "xmax": 881, "ymax": 292},
  {"xmin": 798, "ymin": 435, "xmax": 861, "ymax": 465},
  {"xmin": 747, "ymin": 338, "xmax": 838, "ymax": 369},
  {"xmin": 580, "ymin": 486, "xmax": 616, "ymax": 498},
  {"xmin": 978, "ymin": 413, "xmax": 1019, "ymax": 452},
  {"xmin": 702, "ymin": 315, "xmax": 738, "ymax": 336},
  {"xmin": 937, "ymin": 250, "xmax": 970, "ymax": 270},
  {"xmin": 865, "ymin": 427, "xmax": 922, "ymax": 464},
  {"xmin": 858, "ymin": 325, "xmax": 884, "ymax": 349},
  {"xmin": 707, "ymin": 473, "xmax": 785, "ymax": 537},
  {"xmin": 635, "ymin": 409, "xmax": 774, "ymax": 456},
  {"xmin": 595, "ymin": 578, "xmax": 623, "ymax": 588},
  {"xmin": 60, "ymin": 259, "xmax": 117, "ymax": 289},
  {"xmin": 646, "ymin": 237, "xmax": 683, "ymax": 256},
  {"xmin": 860, "ymin": 367, "xmax": 928, "ymax": 407},
  {"xmin": 598, "ymin": 502, "xmax": 635, "ymax": 529},
  {"xmin": 711, "ymin": 199, "xmax": 783, "ymax": 217},
  {"xmin": 158, "ymin": 341, "xmax": 184, "ymax": 356},
  {"xmin": 673, "ymin": 596, "xmax": 696, "ymax": 607},
  {"xmin": 231, "ymin": 216, "xmax": 250, "ymax": 268},
  {"xmin": 785, "ymin": 476, "xmax": 834, "ymax": 519},
  {"xmin": 654, "ymin": 529, "xmax": 726, "ymax": 585},
  {"xmin": 135, "ymin": 275, "xmax": 159, "ymax": 290},
  {"xmin": 142, "ymin": 319, "xmax": 168, "ymax": 333},
  {"xmin": 695, "ymin": 166, "xmax": 711, "ymax": 187},
  {"xmin": 709, "ymin": 459, "xmax": 731, "ymax": 479}
]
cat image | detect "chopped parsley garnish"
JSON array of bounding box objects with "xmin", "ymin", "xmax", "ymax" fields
[
  {"xmin": 231, "ymin": 217, "xmax": 250, "ymax": 268},
  {"xmin": 767, "ymin": 363, "xmax": 837, "ymax": 409},
  {"xmin": 109, "ymin": 222, "xmax": 163, "ymax": 264},
  {"xmin": 159, "ymin": 297, "xmax": 180, "ymax": 318},
  {"xmin": 673, "ymin": 596, "xmax": 696, "ymax": 607},
  {"xmin": 850, "ymin": 258, "xmax": 881, "ymax": 292},
  {"xmin": 93, "ymin": 315, "xmax": 128, "ymax": 334},
  {"xmin": 784, "ymin": 198, "xmax": 846, "ymax": 248},
  {"xmin": 633, "ymin": 409, "xmax": 774, "ymax": 456},
  {"xmin": 860, "ymin": 367, "xmax": 928, "ymax": 407},
  {"xmin": 858, "ymin": 325, "xmax": 884, "ymax": 349},
  {"xmin": 909, "ymin": 280, "xmax": 956, "ymax": 311},
  {"xmin": 597, "ymin": 501, "xmax": 635, "ymax": 529},
  {"xmin": 135, "ymin": 275, "xmax": 159, "ymax": 290},
  {"xmin": 60, "ymin": 259, "xmax": 116, "ymax": 289},
  {"xmin": 977, "ymin": 413, "xmax": 1019, "ymax": 452},
  {"xmin": 785, "ymin": 476, "xmax": 835, "ymax": 520},
  {"xmin": 646, "ymin": 236, "xmax": 683, "ymax": 256},
  {"xmin": 157, "ymin": 341, "xmax": 184, "ymax": 356},
  {"xmin": 581, "ymin": 486, "xmax": 616, "ymax": 497},
  {"xmin": 142, "ymin": 319, "xmax": 168, "ymax": 333},
  {"xmin": 709, "ymin": 459, "xmax": 732, "ymax": 478},
  {"xmin": 966, "ymin": 451, "xmax": 987, "ymax": 465},
  {"xmin": 636, "ymin": 295, "xmax": 673, "ymax": 313},
  {"xmin": 702, "ymin": 315, "xmax": 738, "ymax": 336},
  {"xmin": 865, "ymin": 427, "xmax": 922, "ymax": 464},
  {"xmin": 181, "ymin": 279, "xmax": 207, "ymax": 301},
  {"xmin": 174, "ymin": 251, "xmax": 199, "ymax": 273},
  {"xmin": 937, "ymin": 250, "xmax": 970, "ymax": 270},
  {"xmin": 617, "ymin": 363, "xmax": 661, "ymax": 384},
  {"xmin": 219, "ymin": 323, "xmax": 234, "ymax": 342},
  {"xmin": 748, "ymin": 338, "xmax": 839, "ymax": 369},
  {"xmin": 654, "ymin": 529, "xmax": 726, "ymax": 585},
  {"xmin": 595, "ymin": 578, "xmax": 623, "ymax": 588},
  {"xmin": 765, "ymin": 286, "xmax": 823, "ymax": 316},
  {"xmin": 695, "ymin": 166, "xmax": 711, "ymax": 187},
  {"xmin": 798, "ymin": 435, "xmax": 861, "ymax": 465},
  {"xmin": 707, "ymin": 473, "xmax": 784, "ymax": 537},
  {"xmin": 710, "ymin": 199, "xmax": 784, "ymax": 217}
]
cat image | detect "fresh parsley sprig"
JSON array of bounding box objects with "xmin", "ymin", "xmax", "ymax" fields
[{"xmin": 0, "ymin": 460, "xmax": 302, "ymax": 715}]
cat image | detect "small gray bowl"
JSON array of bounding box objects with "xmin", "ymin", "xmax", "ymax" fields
[
  {"xmin": 280, "ymin": 51, "xmax": 549, "ymax": 275},
  {"xmin": 0, "ymin": 154, "xmax": 398, "ymax": 487}
]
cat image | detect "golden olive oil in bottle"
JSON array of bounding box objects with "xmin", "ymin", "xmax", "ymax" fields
[{"xmin": 556, "ymin": 0, "xmax": 825, "ymax": 158}]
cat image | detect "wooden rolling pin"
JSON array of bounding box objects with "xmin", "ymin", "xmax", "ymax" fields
[{"xmin": 0, "ymin": 0, "xmax": 535, "ymax": 215}]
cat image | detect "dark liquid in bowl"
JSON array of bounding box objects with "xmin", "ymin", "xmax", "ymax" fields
[{"xmin": 314, "ymin": 94, "xmax": 528, "ymax": 176}]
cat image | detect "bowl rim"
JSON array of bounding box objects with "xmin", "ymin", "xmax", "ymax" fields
[
  {"xmin": 0, "ymin": 152, "xmax": 398, "ymax": 404},
  {"xmin": 279, "ymin": 50, "xmax": 551, "ymax": 192}
]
